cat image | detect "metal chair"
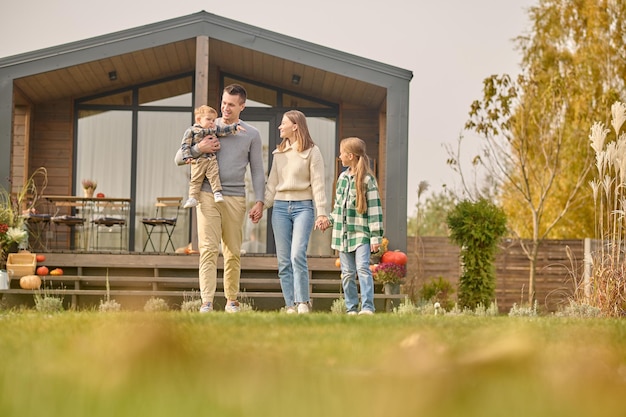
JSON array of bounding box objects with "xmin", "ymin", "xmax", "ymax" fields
[
  {"xmin": 141, "ymin": 197, "xmax": 182, "ymax": 252},
  {"xmin": 23, "ymin": 196, "xmax": 53, "ymax": 251},
  {"xmin": 51, "ymin": 212, "xmax": 86, "ymax": 250},
  {"xmin": 92, "ymin": 200, "xmax": 129, "ymax": 251}
]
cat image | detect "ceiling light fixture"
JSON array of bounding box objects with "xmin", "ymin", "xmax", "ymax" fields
[
  {"xmin": 291, "ymin": 74, "xmax": 301, "ymax": 85},
  {"xmin": 108, "ymin": 71, "xmax": 117, "ymax": 81}
]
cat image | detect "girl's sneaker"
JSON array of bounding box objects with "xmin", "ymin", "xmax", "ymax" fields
[
  {"xmin": 285, "ymin": 306, "xmax": 296, "ymax": 314},
  {"xmin": 297, "ymin": 302, "xmax": 310, "ymax": 314},
  {"xmin": 214, "ymin": 192, "xmax": 224, "ymax": 203},
  {"xmin": 199, "ymin": 301, "xmax": 213, "ymax": 313}
]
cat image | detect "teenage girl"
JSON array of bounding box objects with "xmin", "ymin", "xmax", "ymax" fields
[{"xmin": 329, "ymin": 137, "xmax": 383, "ymax": 315}]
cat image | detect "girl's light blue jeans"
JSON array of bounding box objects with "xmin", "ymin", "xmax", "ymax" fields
[
  {"xmin": 339, "ymin": 243, "xmax": 375, "ymax": 313},
  {"xmin": 272, "ymin": 200, "xmax": 315, "ymax": 307}
]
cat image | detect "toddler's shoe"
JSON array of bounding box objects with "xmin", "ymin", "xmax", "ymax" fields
[
  {"xmin": 183, "ymin": 197, "xmax": 198, "ymax": 209},
  {"xmin": 285, "ymin": 306, "xmax": 297, "ymax": 314},
  {"xmin": 214, "ymin": 192, "xmax": 224, "ymax": 203},
  {"xmin": 358, "ymin": 309, "xmax": 374, "ymax": 315}
]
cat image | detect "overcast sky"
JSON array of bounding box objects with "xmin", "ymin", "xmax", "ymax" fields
[{"xmin": 0, "ymin": 0, "xmax": 535, "ymax": 216}]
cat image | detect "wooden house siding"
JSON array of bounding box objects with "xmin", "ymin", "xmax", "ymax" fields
[
  {"xmin": 30, "ymin": 100, "xmax": 73, "ymax": 196},
  {"xmin": 11, "ymin": 106, "xmax": 29, "ymax": 193}
]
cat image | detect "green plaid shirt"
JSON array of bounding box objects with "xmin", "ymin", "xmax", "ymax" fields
[{"xmin": 330, "ymin": 170, "xmax": 384, "ymax": 252}]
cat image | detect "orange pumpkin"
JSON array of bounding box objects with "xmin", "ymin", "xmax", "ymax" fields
[
  {"xmin": 381, "ymin": 250, "xmax": 408, "ymax": 266},
  {"xmin": 36, "ymin": 266, "xmax": 49, "ymax": 276},
  {"xmin": 50, "ymin": 268, "xmax": 64, "ymax": 276},
  {"xmin": 36, "ymin": 254, "xmax": 46, "ymax": 263},
  {"xmin": 20, "ymin": 275, "xmax": 42, "ymax": 290},
  {"xmin": 335, "ymin": 258, "xmax": 341, "ymax": 268}
]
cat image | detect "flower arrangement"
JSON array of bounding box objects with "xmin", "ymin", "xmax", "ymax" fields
[
  {"xmin": 0, "ymin": 167, "xmax": 48, "ymax": 268},
  {"xmin": 372, "ymin": 262, "xmax": 406, "ymax": 285},
  {"xmin": 81, "ymin": 179, "xmax": 97, "ymax": 191}
]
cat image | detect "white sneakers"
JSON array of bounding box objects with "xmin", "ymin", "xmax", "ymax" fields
[
  {"xmin": 183, "ymin": 192, "xmax": 224, "ymax": 209},
  {"xmin": 285, "ymin": 303, "xmax": 310, "ymax": 314},
  {"xmin": 183, "ymin": 197, "xmax": 197, "ymax": 209}
]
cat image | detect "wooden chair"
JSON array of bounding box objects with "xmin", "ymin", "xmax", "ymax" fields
[{"xmin": 141, "ymin": 197, "xmax": 182, "ymax": 252}]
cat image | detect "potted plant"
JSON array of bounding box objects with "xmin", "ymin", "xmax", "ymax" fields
[
  {"xmin": 372, "ymin": 262, "xmax": 406, "ymax": 295},
  {"xmin": 81, "ymin": 179, "xmax": 97, "ymax": 198}
]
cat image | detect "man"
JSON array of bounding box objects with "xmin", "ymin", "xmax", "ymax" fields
[{"xmin": 179, "ymin": 84, "xmax": 265, "ymax": 313}]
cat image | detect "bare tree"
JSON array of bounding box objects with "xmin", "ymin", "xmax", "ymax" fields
[{"xmin": 448, "ymin": 74, "xmax": 593, "ymax": 303}]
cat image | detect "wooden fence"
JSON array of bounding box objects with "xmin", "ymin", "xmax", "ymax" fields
[{"xmin": 405, "ymin": 237, "xmax": 585, "ymax": 313}]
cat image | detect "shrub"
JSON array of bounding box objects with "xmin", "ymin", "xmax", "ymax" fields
[
  {"xmin": 420, "ymin": 276, "xmax": 455, "ymax": 311},
  {"xmin": 446, "ymin": 198, "xmax": 507, "ymax": 309},
  {"xmin": 144, "ymin": 297, "xmax": 169, "ymax": 312},
  {"xmin": 330, "ymin": 297, "xmax": 346, "ymax": 314},
  {"xmin": 99, "ymin": 299, "xmax": 121, "ymax": 312},
  {"xmin": 34, "ymin": 293, "xmax": 64, "ymax": 313}
]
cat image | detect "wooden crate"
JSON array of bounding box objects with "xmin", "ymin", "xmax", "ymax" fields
[{"xmin": 6, "ymin": 253, "xmax": 36, "ymax": 277}]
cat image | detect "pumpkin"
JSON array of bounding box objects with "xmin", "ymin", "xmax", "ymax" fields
[
  {"xmin": 381, "ymin": 250, "xmax": 408, "ymax": 266},
  {"xmin": 20, "ymin": 275, "xmax": 42, "ymax": 290},
  {"xmin": 36, "ymin": 266, "xmax": 49, "ymax": 276},
  {"xmin": 36, "ymin": 254, "xmax": 46, "ymax": 263},
  {"xmin": 335, "ymin": 258, "xmax": 341, "ymax": 268},
  {"xmin": 50, "ymin": 268, "xmax": 64, "ymax": 276}
]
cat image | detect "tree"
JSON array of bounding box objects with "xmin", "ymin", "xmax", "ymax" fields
[
  {"xmin": 448, "ymin": 0, "xmax": 626, "ymax": 303},
  {"xmin": 407, "ymin": 189, "xmax": 456, "ymax": 237}
]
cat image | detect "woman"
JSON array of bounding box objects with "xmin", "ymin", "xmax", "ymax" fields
[{"xmin": 262, "ymin": 110, "xmax": 329, "ymax": 314}]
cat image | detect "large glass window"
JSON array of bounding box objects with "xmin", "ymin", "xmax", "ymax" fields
[
  {"xmin": 75, "ymin": 73, "xmax": 338, "ymax": 255},
  {"xmin": 136, "ymin": 111, "xmax": 191, "ymax": 252},
  {"xmin": 76, "ymin": 110, "xmax": 132, "ymax": 198}
]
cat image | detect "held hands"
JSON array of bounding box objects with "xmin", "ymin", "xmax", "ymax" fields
[
  {"xmin": 370, "ymin": 243, "xmax": 380, "ymax": 253},
  {"xmin": 315, "ymin": 216, "xmax": 330, "ymax": 232},
  {"xmin": 249, "ymin": 202, "xmax": 264, "ymax": 224}
]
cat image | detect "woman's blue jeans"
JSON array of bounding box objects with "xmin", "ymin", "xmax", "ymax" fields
[
  {"xmin": 339, "ymin": 243, "xmax": 375, "ymax": 313},
  {"xmin": 272, "ymin": 200, "xmax": 315, "ymax": 306}
]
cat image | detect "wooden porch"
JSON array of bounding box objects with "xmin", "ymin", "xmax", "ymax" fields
[{"xmin": 0, "ymin": 252, "xmax": 405, "ymax": 312}]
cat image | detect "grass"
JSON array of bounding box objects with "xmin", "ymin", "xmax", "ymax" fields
[{"xmin": 1, "ymin": 311, "xmax": 626, "ymax": 417}]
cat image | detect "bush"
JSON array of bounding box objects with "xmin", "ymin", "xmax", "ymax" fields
[
  {"xmin": 446, "ymin": 198, "xmax": 507, "ymax": 309},
  {"xmin": 144, "ymin": 297, "xmax": 169, "ymax": 312},
  {"xmin": 420, "ymin": 276, "xmax": 455, "ymax": 310},
  {"xmin": 34, "ymin": 293, "xmax": 64, "ymax": 313},
  {"xmin": 99, "ymin": 299, "xmax": 121, "ymax": 312}
]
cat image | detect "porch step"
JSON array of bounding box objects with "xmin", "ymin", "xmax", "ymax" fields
[{"xmin": 0, "ymin": 252, "xmax": 406, "ymax": 311}]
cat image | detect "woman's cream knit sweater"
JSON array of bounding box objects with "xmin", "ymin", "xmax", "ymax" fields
[{"xmin": 263, "ymin": 143, "xmax": 328, "ymax": 217}]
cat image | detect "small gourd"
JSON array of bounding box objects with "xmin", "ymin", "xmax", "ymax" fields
[{"xmin": 20, "ymin": 274, "xmax": 42, "ymax": 290}]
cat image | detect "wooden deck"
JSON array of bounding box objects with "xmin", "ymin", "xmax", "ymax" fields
[{"xmin": 0, "ymin": 252, "xmax": 405, "ymax": 312}]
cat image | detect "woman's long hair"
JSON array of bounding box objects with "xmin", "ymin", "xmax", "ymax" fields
[
  {"xmin": 277, "ymin": 110, "xmax": 315, "ymax": 152},
  {"xmin": 340, "ymin": 137, "xmax": 376, "ymax": 214}
]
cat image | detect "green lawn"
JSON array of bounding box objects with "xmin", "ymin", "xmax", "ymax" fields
[{"xmin": 1, "ymin": 311, "xmax": 625, "ymax": 417}]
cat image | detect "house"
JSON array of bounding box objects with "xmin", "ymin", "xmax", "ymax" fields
[{"xmin": 0, "ymin": 11, "xmax": 413, "ymax": 255}]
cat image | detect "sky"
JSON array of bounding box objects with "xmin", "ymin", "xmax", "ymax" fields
[{"xmin": 0, "ymin": 0, "xmax": 535, "ymax": 216}]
